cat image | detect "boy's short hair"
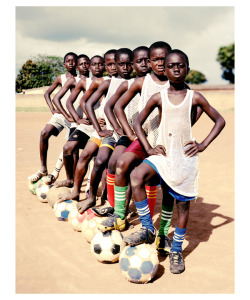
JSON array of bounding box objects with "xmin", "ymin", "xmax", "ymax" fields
[
  {"xmin": 64, "ymin": 52, "xmax": 78, "ymax": 62},
  {"xmin": 115, "ymin": 48, "xmax": 133, "ymax": 62},
  {"xmin": 104, "ymin": 49, "xmax": 117, "ymax": 60},
  {"xmin": 149, "ymin": 41, "xmax": 172, "ymax": 57},
  {"xmin": 91, "ymin": 55, "xmax": 104, "ymax": 63},
  {"xmin": 132, "ymin": 46, "xmax": 149, "ymax": 60},
  {"xmin": 166, "ymin": 49, "xmax": 189, "ymax": 67},
  {"xmin": 77, "ymin": 54, "xmax": 90, "ymax": 63}
]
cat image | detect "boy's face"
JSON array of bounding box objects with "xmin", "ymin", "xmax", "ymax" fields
[
  {"xmin": 104, "ymin": 54, "xmax": 118, "ymax": 77},
  {"xmin": 64, "ymin": 54, "xmax": 77, "ymax": 72},
  {"xmin": 115, "ymin": 53, "xmax": 133, "ymax": 79},
  {"xmin": 133, "ymin": 50, "xmax": 151, "ymax": 77},
  {"xmin": 165, "ymin": 53, "xmax": 189, "ymax": 83},
  {"xmin": 89, "ymin": 57, "xmax": 105, "ymax": 77},
  {"xmin": 77, "ymin": 57, "xmax": 90, "ymax": 76},
  {"xmin": 149, "ymin": 48, "xmax": 168, "ymax": 76}
]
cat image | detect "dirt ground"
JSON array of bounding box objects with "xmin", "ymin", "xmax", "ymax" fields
[{"xmin": 15, "ymin": 90, "xmax": 234, "ymax": 294}]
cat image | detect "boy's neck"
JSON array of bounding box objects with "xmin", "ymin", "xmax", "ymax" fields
[
  {"xmin": 151, "ymin": 72, "xmax": 168, "ymax": 83},
  {"xmin": 169, "ymin": 82, "xmax": 186, "ymax": 91},
  {"xmin": 66, "ymin": 70, "xmax": 77, "ymax": 77}
]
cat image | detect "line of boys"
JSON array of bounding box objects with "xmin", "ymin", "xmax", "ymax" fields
[{"xmin": 28, "ymin": 41, "xmax": 225, "ymax": 274}]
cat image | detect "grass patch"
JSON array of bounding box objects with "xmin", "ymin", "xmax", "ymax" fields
[{"xmin": 16, "ymin": 107, "xmax": 50, "ymax": 112}]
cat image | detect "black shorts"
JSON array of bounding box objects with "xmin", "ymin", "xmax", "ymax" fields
[
  {"xmin": 115, "ymin": 135, "xmax": 132, "ymax": 148},
  {"xmin": 68, "ymin": 129, "xmax": 90, "ymax": 149}
]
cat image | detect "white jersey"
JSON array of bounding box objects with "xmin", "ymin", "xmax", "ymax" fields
[
  {"xmin": 125, "ymin": 78, "xmax": 141, "ymax": 129},
  {"xmin": 139, "ymin": 74, "xmax": 170, "ymax": 147},
  {"xmin": 102, "ymin": 77, "xmax": 126, "ymax": 141},
  {"xmin": 146, "ymin": 89, "xmax": 199, "ymax": 197}
]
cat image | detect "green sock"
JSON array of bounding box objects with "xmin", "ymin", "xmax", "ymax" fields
[
  {"xmin": 158, "ymin": 201, "xmax": 174, "ymax": 236},
  {"xmin": 114, "ymin": 185, "xmax": 128, "ymax": 220}
]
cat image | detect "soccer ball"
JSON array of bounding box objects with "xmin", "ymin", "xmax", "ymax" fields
[
  {"xmin": 119, "ymin": 244, "xmax": 159, "ymax": 283},
  {"xmin": 68, "ymin": 207, "xmax": 94, "ymax": 232},
  {"xmin": 53, "ymin": 200, "xmax": 77, "ymax": 221},
  {"xmin": 91, "ymin": 230, "xmax": 125, "ymax": 263},
  {"xmin": 28, "ymin": 178, "xmax": 44, "ymax": 195},
  {"xmin": 47, "ymin": 186, "xmax": 72, "ymax": 208},
  {"xmin": 36, "ymin": 182, "xmax": 54, "ymax": 202},
  {"xmin": 81, "ymin": 213, "xmax": 105, "ymax": 243}
]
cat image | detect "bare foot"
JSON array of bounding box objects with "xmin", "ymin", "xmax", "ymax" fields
[
  {"xmin": 54, "ymin": 179, "xmax": 73, "ymax": 188},
  {"xmin": 57, "ymin": 190, "xmax": 79, "ymax": 203},
  {"xmin": 76, "ymin": 198, "xmax": 96, "ymax": 213}
]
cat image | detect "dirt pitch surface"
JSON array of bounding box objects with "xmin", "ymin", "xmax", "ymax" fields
[{"xmin": 16, "ymin": 90, "xmax": 234, "ymax": 294}]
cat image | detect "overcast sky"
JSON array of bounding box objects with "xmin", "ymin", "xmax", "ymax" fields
[{"xmin": 15, "ymin": 5, "xmax": 234, "ymax": 85}]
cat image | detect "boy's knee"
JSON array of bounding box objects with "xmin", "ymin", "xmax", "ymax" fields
[
  {"xmin": 79, "ymin": 151, "xmax": 91, "ymax": 164},
  {"xmin": 63, "ymin": 143, "xmax": 74, "ymax": 156},
  {"xmin": 94, "ymin": 156, "xmax": 106, "ymax": 170},
  {"xmin": 116, "ymin": 158, "xmax": 130, "ymax": 176},
  {"xmin": 40, "ymin": 128, "xmax": 49, "ymax": 140},
  {"xmin": 130, "ymin": 168, "xmax": 144, "ymax": 189},
  {"xmin": 176, "ymin": 201, "xmax": 190, "ymax": 213},
  {"xmin": 108, "ymin": 158, "xmax": 116, "ymax": 174}
]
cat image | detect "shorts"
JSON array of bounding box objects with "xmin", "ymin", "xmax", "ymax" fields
[
  {"xmin": 115, "ymin": 135, "xmax": 132, "ymax": 148},
  {"xmin": 89, "ymin": 135, "xmax": 102, "ymax": 147},
  {"xmin": 143, "ymin": 158, "xmax": 196, "ymax": 201},
  {"xmin": 100, "ymin": 136, "xmax": 116, "ymax": 150},
  {"xmin": 125, "ymin": 138, "xmax": 147, "ymax": 161},
  {"xmin": 47, "ymin": 113, "xmax": 71, "ymax": 139},
  {"xmin": 68, "ymin": 129, "xmax": 90, "ymax": 149}
]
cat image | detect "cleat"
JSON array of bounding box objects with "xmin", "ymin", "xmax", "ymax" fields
[
  {"xmin": 92, "ymin": 206, "xmax": 114, "ymax": 217},
  {"xmin": 97, "ymin": 213, "xmax": 126, "ymax": 232},
  {"xmin": 169, "ymin": 252, "xmax": 185, "ymax": 274},
  {"xmin": 156, "ymin": 235, "xmax": 172, "ymax": 256},
  {"xmin": 123, "ymin": 227, "xmax": 156, "ymax": 246}
]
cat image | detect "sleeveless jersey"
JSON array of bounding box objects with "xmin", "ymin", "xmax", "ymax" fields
[
  {"xmin": 146, "ymin": 89, "xmax": 199, "ymax": 197},
  {"xmin": 139, "ymin": 74, "xmax": 170, "ymax": 147},
  {"xmin": 102, "ymin": 77, "xmax": 126, "ymax": 141},
  {"xmin": 125, "ymin": 78, "xmax": 141, "ymax": 129}
]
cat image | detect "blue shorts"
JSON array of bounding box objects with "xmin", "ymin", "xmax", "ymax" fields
[{"xmin": 143, "ymin": 158, "xmax": 196, "ymax": 202}]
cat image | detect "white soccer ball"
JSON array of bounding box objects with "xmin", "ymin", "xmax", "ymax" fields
[
  {"xmin": 53, "ymin": 200, "xmax": 77, "ymax": 221},
  {"xmin": 119, "ymin": 244, "xmax": 159, "ymax": 283},
  {"xmin": 91, "ymin": 230, "xmax": 125, "ymax": 263},
  {"xmin": 28, "ymin": 178, "xmax": 44, "ymax": 195},
  {"xmin": 36, "ymin": 182, "xmax": 54, "ymax": 202},
  {"xmin": 81, "ymin": 214, "xmax": 105, "ymax": 243}
]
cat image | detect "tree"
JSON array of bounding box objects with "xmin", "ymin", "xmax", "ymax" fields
[
  {"xmin": 217, "ymin": 43, "xmax": 234, "ymax": 84},
  {"xmin": 15, "ymin": 54, "xmax": 65, "ymax": 93},
  {"xmin": 185, "ymin": 70, "xmax": 207, "ymax": 84}
]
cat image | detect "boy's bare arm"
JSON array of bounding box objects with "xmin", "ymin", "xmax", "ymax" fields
[
  {"xmin": 86, "ymin": 80, "xmax": 113, "ymax": 137},
  {"xmin": 52, "ymin": 77, "xmax": 76, "ymax": 122},
  {"xmin": 133, "ymin": 92, "xmax": 165, "ymax": 156},
  {"xmin": 184, "ymin": 91, "xmax": 226, "ymax": 157},
  {"xmin": 66, "ymin": 79, "xmax": 86, "ymax": 123},
  {"xmin": 104, "ymin": 81, "xmax": 128, "ymax": 136},
  {"xmin": 114, "ymin": 78, "xmax": 144, "ymax": 140},
  {"xmin": 44, "ymin": 76, "xmax": 62, "ymax": 114}
]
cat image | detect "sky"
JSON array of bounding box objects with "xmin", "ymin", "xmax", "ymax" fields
[{"xmin": 15, "ymin": 4, "xmax": 234, "ymax": 85}]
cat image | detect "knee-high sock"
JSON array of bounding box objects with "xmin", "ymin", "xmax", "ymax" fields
[
  {"xmin": 158, "ymin": 201, "xmax": 174, "ymax": 236},
  {"xmin": 114, "ymin": 185, "xmax": 128, "ymax": 219},
  {"xmin": 85, "ymin": 157, "xmax": 95, "ymax": 193},
  {"xmin": 171, "ymin": 226, "xmax": 186, "ymax": 253},
  {"xmin": 134, "ymin": 199, "xmax": 154, "ymax": 232},
  {"xmin": 107, "ymin": 170, "xmax": 115, "ymax": 207},
  {"xmin": 145, "ymin": 185, "xmax": 157, "ymax": 218},
  {"xmin": 51, "ymin": 151, "xmax": 64, "ymax": 179}
]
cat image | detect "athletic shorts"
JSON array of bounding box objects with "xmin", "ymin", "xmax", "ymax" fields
[
  {"xmin": 125, "ymin": 138, "xmax": 147, "ymax": 161},
  {"xmin": 89, "ymin": 135, "xmax": 102, "ymax": 147},
  {"xmin": 143, "ymin": 158, "xmax": 196, "ymax": 201},
  {"xmin": 68, "ymin": 129, "xmax": 90, "ymax": 149},
  {"xmin": 47, "ymin": 113, "xmax": 71, "ymax": 139},
  {"xmin": 100, "ymin": 136, "xmax": 116, "ymax": 150},
  {"xmin": 115, "ymin": 135, "xmax": 132, "ymax": 148}
]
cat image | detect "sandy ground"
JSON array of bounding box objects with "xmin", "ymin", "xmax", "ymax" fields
[{"xmin": 15, "ymin": 90, "xmax": 234, "ymax": 294}]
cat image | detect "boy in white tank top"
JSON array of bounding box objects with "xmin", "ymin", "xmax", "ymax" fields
[
  {"xmin": 124, "ymin": 49, "xmax": 225, "ymax": 274},
  {"xmin": 28, "ymin": 52, "xmax": 79, "ymax": 182},
  {"xmin": 53, "ymin": 55, "xmax": 105, "ymax": 188},
  {"xmin": 93, "ymin": 46, "xmax": 151, "ymax": 224}
]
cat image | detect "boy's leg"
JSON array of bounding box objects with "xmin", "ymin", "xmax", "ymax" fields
[
  {"xmin": 122, "ymin": 162, "xmax": 159, "ymax": 245},
  {"xmin": 28, "ymin": 123, "xmax": 60, "ymax": 182},
  {"xmin": 57, "ymin": 140, "xmax": 98, "ymax": 203}
]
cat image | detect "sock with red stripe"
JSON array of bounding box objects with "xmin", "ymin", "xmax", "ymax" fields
[
  {"xmin": 145, "ymin": 185, "xmax": 157, "ymax": 218},
  {"xmin": 106, "ymin": 170, "xmax": 115, "ymax": 207}
]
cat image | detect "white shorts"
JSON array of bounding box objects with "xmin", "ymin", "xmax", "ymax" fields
[{"xmin": 47, "ymin": 113, "xmax": 72, "ymax": 139}]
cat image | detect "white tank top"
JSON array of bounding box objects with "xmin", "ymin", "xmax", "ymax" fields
[
  {"xmin": 139, "ymin": 74, "xmax": 170, "ymax": 147},
  {"xmin": 102, "ymin": 77, "xmax": 126, "ymax": 141},
  {"xmin": 146, "ymin": 89, "xmax": 199, "ymax": 197}
]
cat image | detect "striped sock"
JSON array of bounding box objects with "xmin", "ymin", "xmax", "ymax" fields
[
  {"xmin": 51, "ymin": 151, "xmax": 64, "ymax": 179},
  {"xmin": 107, "ymin": 170, "xmax": 115, "ymax": 207},
  {"xmin": 134, "ymin": 199, "xmax": 154, "ymax": 232},
  {"xmin": 145, "ymin": 185, "xmax": 157, "ymax": 218},
  {"xmin": 158, "ymin": 202, "xmax": 174, "ymax": 236},
  {"xmin": 114, "ymin": 185, "xmax": 128, "ymax": 220},
  {"xmin": 171, "ymin": 226, "xmax": 186, "ymax": 253}
]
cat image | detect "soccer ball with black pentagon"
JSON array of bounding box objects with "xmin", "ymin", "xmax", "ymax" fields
[
  {"xmin": 36, "ymin": 182, "xmax": 54, "ymax": 202},
  {"xmin": 53, "ymin": 200, "xmax": 77, "ymax": 221},
  {"xmin": 119, "ymin": 244, "xmax": 159, "ymax": 283},
  {"xmin": 91, "ymin": 230, "xmax": 125, "ymax": 263}
]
